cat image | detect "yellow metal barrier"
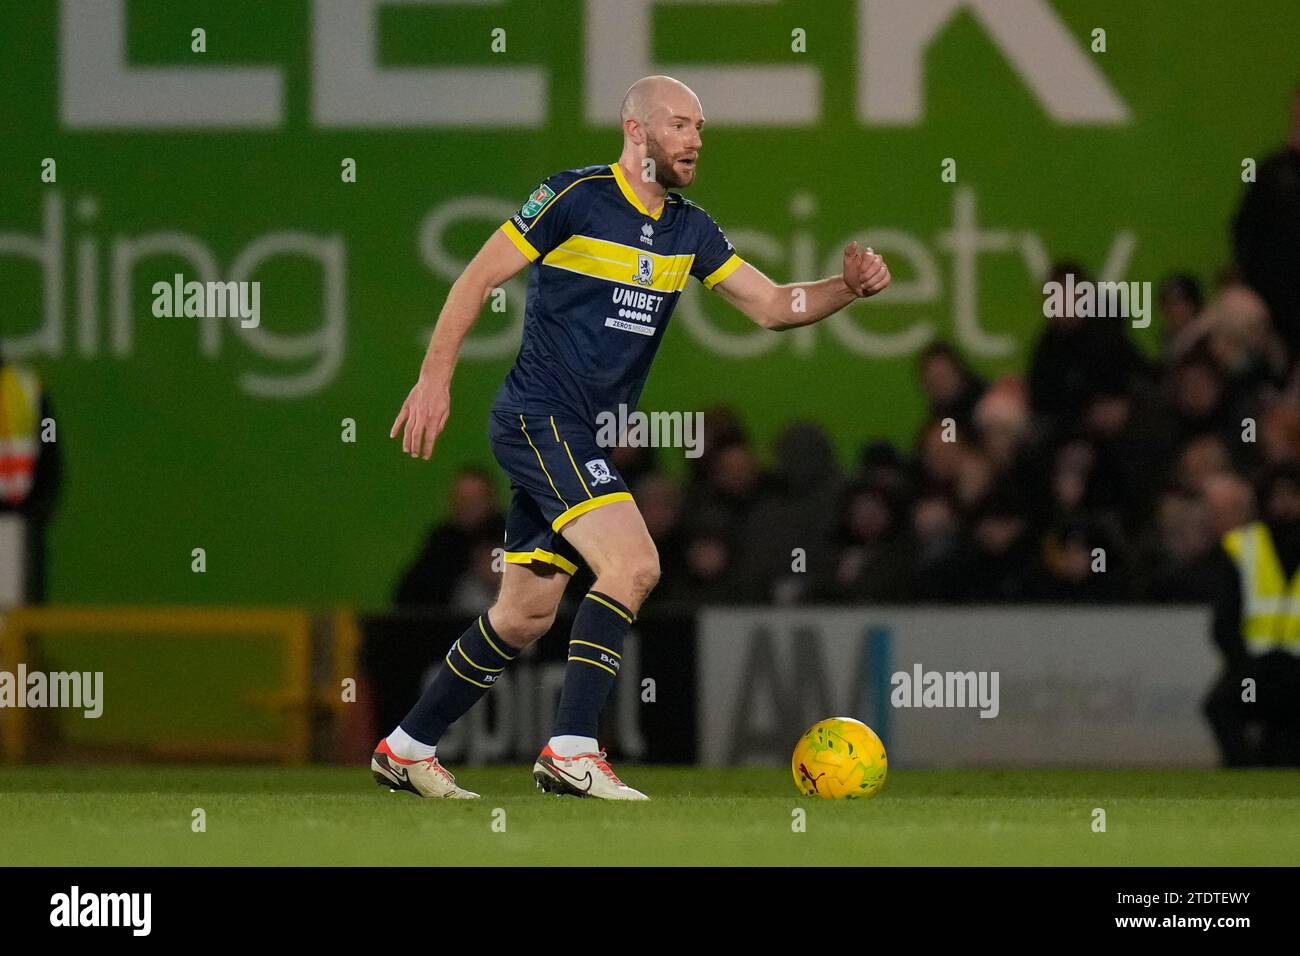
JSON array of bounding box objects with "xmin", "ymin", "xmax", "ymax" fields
[
  {"xmin": 0, "ymin": 606, "xmax": 313, "ymax": 764},
  {"xmin": 327, "ymin": 608, "xmax": 362, "ymax": 717}
]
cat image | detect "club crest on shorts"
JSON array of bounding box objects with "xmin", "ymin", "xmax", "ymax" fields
[
  {"xmin": 585, "ymin": 459, "xmax": 615, "ymax": 485},
  {"xmin": 634, "ymin": 254, "xmax": 654, "ymax": 286}
]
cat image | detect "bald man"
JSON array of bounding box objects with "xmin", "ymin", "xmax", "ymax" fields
[{"xmin": 378, "ymin": 75, "xmax": 891, "ymax": 800}]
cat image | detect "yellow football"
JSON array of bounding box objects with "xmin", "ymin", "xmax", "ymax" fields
[{"xmin": 792, "ymin": 717, "xmax": 888, "ymax": 799}]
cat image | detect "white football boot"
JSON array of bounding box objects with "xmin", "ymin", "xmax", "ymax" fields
[
  {"xmin": 370, "ymin": 739, "xmax": 479, "ymax": 799},
  {"xmin": 532, "ymin": 744, "xmax": 648, "ymax": 800}
]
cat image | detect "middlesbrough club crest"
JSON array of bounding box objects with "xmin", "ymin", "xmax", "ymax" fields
[
  {"xmin": 635, "ymin": 254, "xmax": 654, "ymax": 286},
  {"xmin": 585, "ymin": 459, "xmax": 615, "ymax": 485}
]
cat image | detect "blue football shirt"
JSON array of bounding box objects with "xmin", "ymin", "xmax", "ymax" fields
[{"xmin": 493, "ymin": 163, "xmax": 744, "ymax": 425}]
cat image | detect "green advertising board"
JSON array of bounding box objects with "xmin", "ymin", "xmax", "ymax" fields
[{"xmin": 2, "ymin": 0, "xmax": 1297, "ymax": 606}]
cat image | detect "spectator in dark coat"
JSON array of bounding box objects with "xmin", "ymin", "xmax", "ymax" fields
[
  {"xmin": 393, "ymin": 466, "xmax": 505, "ymax": 609},
  {"xmin": 1233, "ymin": 84, "xmax": 1300, "ymax": 352},
  {"xmin": 733, "ymin": 422, "xmax": 842, "ymax": 604},
  {"xmin": 953, "ymin": 493, "xmax": 1037, "ymax": 602},
  {"xmin": 815, "ymin": 481, "xmax": 911, "ymax": 603},
  {"xmin": 1028, "ymin": 262, "xmax": 1148, "ymax": 426},
  {"xmin": 916, "ymin": 341, "xmax": 986, "ymax": 434}
]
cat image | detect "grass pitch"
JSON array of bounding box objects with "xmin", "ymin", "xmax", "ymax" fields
[{"xmin": 1, "ymin": 766, "xmax": 1297, "ymax": 866}]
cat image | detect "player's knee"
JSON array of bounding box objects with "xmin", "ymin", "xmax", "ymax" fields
[
  {"xmin": 591, "ymin": 544, "xmax": 659, "ymax": 604},
  {"xmin": 625, "ymin": 551, "xmax": 661, "ymax": 598},
  {"xmin": 491, "ymin": 604, "xmax": 556, "ymax": 647}
]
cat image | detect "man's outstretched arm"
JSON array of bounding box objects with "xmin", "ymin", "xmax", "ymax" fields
[
  {"xmin": 391, "ymin": 229, "xmax": 531, "ymax": 459},
  {"xmin": 713, "ymin": 241, "xmax": 890, "ymax": 330}
]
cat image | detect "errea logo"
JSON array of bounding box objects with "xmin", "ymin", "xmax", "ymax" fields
[{"xmin": 640, "ymin": 223, "xmax": 654, "ymax": 246}]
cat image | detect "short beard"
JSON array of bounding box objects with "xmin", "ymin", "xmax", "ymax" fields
[{"xmin": 644, "ymin": 133, "xmax": 691, "ymax": 188}]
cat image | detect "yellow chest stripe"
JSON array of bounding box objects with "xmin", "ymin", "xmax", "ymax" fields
[{"xmin": 541, "ymin": 235, "xmax": 693, "ymax": 294}]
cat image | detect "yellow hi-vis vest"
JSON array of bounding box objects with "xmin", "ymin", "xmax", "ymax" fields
[
  {"xmin": 0, "ymin": 365, "xmax": 41, "ymax": 506},
  {"xmin": 1223, "ymin": 521, "xmax": 1300, "ymax": 655}
]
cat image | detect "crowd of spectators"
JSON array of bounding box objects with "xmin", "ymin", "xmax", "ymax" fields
[
  {"xmin": 397, "ymin": 253, "xmax": 1299, "ymax": 613},
  {"xmin": 397, "ymin": 258, "xmax": 1298, "ymax": 614}
]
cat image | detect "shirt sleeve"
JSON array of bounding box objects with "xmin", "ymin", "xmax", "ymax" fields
[
  {"xmin": 500, "ymin": 171, "xmax": 581, "ymax": 262},
  {"xmin": 689, "ymin": 206, "xmax": 744, "ymax": 289}
]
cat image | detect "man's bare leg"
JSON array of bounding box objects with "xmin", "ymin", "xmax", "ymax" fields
[
  {"xmin": 559, "ymin": 499, "xmax": 661, "ymax": 613},
  {"xmin": 487, "ymin": 560, "xmax": 572, "ymax": 649}
]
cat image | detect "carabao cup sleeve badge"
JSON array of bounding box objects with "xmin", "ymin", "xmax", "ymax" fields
[{"xmin": 520, "ymin": 183, "xmax": 556, "ymax": 219}]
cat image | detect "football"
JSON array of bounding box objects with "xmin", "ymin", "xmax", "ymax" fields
[{"xmin": 792, "ymin": 717, "xmax": 888, "ymax": 800}]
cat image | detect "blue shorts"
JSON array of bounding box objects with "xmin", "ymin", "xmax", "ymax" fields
[{"xmin": 487, "ymin": 409, "xmax": 633, "ymax": 576}]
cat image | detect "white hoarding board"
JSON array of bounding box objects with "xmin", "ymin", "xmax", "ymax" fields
[{"xmin": 697, "ymin": 607, "xmax": 1218, "ymax": 767}]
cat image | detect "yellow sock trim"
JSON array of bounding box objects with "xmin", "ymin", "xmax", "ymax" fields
[
  {"xmin": 445, "ymin": 655, "xmax": 491, "ymax": 688},
  {"xmin": 567, "ymin": 656, "xmax": 618, "ymax": 677},
  {"xmin": 585, "ymin": 592, "xmax": 634, "ymax": 623},
  {"xmin": 570, "ymin": 638, "xmax": 621, "ymax": 659},
  {"xmin": 456, "ymin": 641, "xmax": 504, "ymax": 673},
  {"xmin": 478, "ymin": 616, "xmax": 516, "ymax": 661}
]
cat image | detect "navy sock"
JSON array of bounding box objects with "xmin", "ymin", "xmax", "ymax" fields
[
  {"xmin": 400, "ymin": 614, "xmax": 517, "ymax": 746},
  {"xmin": 552, "ymin": 591, "xmax": 634, "ymax": 738}
]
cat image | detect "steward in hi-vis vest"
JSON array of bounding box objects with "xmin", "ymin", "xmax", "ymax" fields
[
  {"xmin": 1203, "ymin": 465, "xmax": 1300, "ymax": 768},
  {"xmin": 0, "ymin": 364, "xmax": 42, "ymax": 506},
  {"xmin": 0, "ymin": 354, "xmax": 61, "ymax": 605},
  {"xmin": 1222, "ymin": 520, "xmax": 1300, "ymax": 656}
]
